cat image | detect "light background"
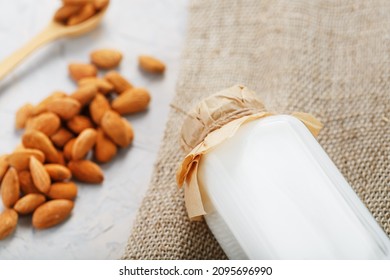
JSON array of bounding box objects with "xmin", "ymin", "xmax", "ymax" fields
[{"xmin": 0, "ymin": 0, "xmax": 188, "ymax": 259}]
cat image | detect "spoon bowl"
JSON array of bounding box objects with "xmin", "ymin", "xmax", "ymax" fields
[
  {"xmin": 51, "ymin": 6, "xmax": 108, "ymax": 38},
  {"xmin": 0, "ymin": 6, "xmax": 108, "ymax": 81}
]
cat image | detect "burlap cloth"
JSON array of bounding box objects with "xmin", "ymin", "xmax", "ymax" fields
[{"xmin": 122, "ymin": 0, "xmax": 390, "ymax": 259}]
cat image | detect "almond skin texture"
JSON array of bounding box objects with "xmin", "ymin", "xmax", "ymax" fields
[
  {"xmin": 22, "ymin": 130, "xmax": 59, "ymax": 163},
  {"xmin": 47, "ymin": 182, "xmax": 78, "ymax": 200},
  {"xmin": 68, "ymin": 63, "xmax": 98, "ymax": 82},
  {"xmin": 14, "ymin": 194, "xmax": 46, "ymax": 215},
  {"xmin": 122, "ymin": 118, "xmax": 134, "ymax": 146},
  {"xmin": 100, "ymin": 110, "xmax": 129, "ymax": 147},
  {"xmin": 78, "ymin": 77, "xmax": 114, "ymax": 94},
  {"xmin": 68, "ymin": 160, "xmax": 104, "ymax": 183},
  {"xmin": 66, "ymin": 115, "xmax": 94, "ymax": 134},
  {"xmin": 0, "ymin": 209, "xmax": 18, "ymax": 240},
  {"xmin": 50, "ymin": 128, "xmax": 74, "ymax": 148},
  {"xmin": 89, "ymin": 94, "xmax": 110, "ymax": 125},
  {"xmin": 31, "ymin": 104, "xmax": 48, "ymax": 118},
  {"xmin": 57, "ymin": 151, "xmax": 67, "ymax": 166},
  {"xmin": 31, "ymin": 91, "xmax": 67, "ymax": 117},
  {"xmin": 63, "ymin": 0, "xmax": 92, "ymax": 5},
  {"xmin": 18, "ymin": 171, "xmax": 40, "ymax": 194},
  {"xmin": 1, "ymin": 167, "xmax": 20, "ymax": 208},
  {"xmin": 112, "ymin": 88, "xmax": 151, "ymax": 115},
  {"xmin": 138, "ymin": 55, "xmax": 165, "ymax": 74},
  {"xmin": 63, "ymin": 138, "xmax": 76, "ymax": 161},
  {"xmin": 7, "ymin": 149, "xmax": 45, "ymax": 171},
  {"xmin": 44, "ymin": 164, "xmax": 72, "ymax": 181},
  {"xmin": 54, "ymin": 5, "xmax": 82, "ymax": 23},
  {"xmin": 32, "ymin": 199, "xmax": 74, "ymax": 229},
  {"xmin": 26, "ymin": 112, "xmax": 61, "ymax": 136},
  {"xmin": 104, "ymin": 71, "xmax": 132, "ymax": 93},
  {"xmin": 94, "ymin": 128, "xmax": 117, "ymax": 163},
  {"xmin": 90, "ymin": 49, "xmax": 123, "ymax": 69},
  {"xmin": 70, "ymin": 84, "xmax": 98, "ymax": 107},
  {"xmin": 72, "ymin": 128, "xmax": 98, "ymax": 160},
  {"xmin": 30, "ymin": 156, "xmax": 51, "ymax": 194},
  {"xmin": 0, "ymin": 155, "xmax": 9, "ymax": 182},
  {"xmin": 46, "ymin": 97, "xmax": 81, "ymax": 120},
  {"xmin": 67, "ymin": 3, "xmax": 96, "ymax": 26},
  {"xmin": 15, "ymin": 103, "xmax": 34, "ymax": 129}
]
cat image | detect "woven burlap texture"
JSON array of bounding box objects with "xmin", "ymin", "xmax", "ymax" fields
[{"xmin": 122, "ymin": 0, "xmax": 390, "ymax": 259}]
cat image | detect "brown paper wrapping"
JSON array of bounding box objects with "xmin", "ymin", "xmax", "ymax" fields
[{"xmin": 177, "ymin": 85, "xmax": 323, "ymax": 220}]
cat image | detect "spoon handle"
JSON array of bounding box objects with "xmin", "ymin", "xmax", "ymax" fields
[{"xmin": 0, "ymin": 23, "xmax": 60, "ymax": 81}]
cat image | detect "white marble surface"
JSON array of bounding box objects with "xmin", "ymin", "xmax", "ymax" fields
[{"xmin": 0, "ymin": 0, "xmax": 188, "ymax": 259}]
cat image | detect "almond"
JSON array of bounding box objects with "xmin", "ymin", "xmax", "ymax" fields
[
  {"xmin": 1, "ymin": 167, "xmax": 20, "ymax": 208},
  {"xmin": 66, "ymin": 115, "xmax": 94, "ymax": 134},
  {"xmin": 26, "ymin": 112, "xmax": 61, "ymax": 136},
  {"xmin": 30, "ymin": 156, "xmax": 51, "ymax": 194},
  {"xmin": 93, "ymin": 0, "xmax": 109, "ymax": 10},
  {"xmin": 72, "ymin": 128, "xmax": 97, "ymax": 160},
  {"xmin": 7, "ymin": 149, "xmax": 45, "ymax": 171},
  {"xmin": 89, "ymin": 94, "xmax": 110, "ymax": 124},
  {"xmin": 32, "ymin": 199, "xmax": 74, "ymax": 229},
  {"xmin": 44, "ymin": 164, "xmax": 72, "ymax": 181},
  {"xmin": 94, "ymin": 128, "xmax": 117, "ymax": 163},
  {"xmin": 90, "ymin": 49, "xmax": 123, "ymax": 69},
  {"xmin": 100, "ymin": 110, "xmax": 129, "ymax": 147},
  {"xmin": 46, "ymin": 97, "xmax": 81, "ymax": 120},
  {"xmin": 138, "ymin": 55, "xmax": 165, "ymax": 74},
  {"xmin": 67, "ymin": 4, "xmax": 96, "ymax": 26},
  {"xmin": 68, "ymin": 63, "xmax": 98, "ymax": 82},
  {"xmin": 47, "ymin": 182, "xmax": 78, "ymax": 200},
  {"xmin": 104, "ymin": 71, "xmax": 132, "ymax": 93},
  {"xmin": 0, "ymin": 155, "xmax": 9, "ymax": 183},
  {"xmin": 70, "ymin": 84, "xmax": 98, "ymax": 107},
  {"xmin": 22, "ymin": 130, "xmax": 59, "ymax": 163},
  {"xmin": 54, "ymin": 5, "xmax": 83, "ymax": 23},
  {"xmin": 18, "ymin": 171, "xmax": 40, "ymax": 194},
  {"xmin": 63, "ymin": 138, "xmax": 76, "ymax": 161},
  {"xmin": 0, "ymin": 209, "xmax": 18, "ymax": 240},
  {"xmin": 78, "ymin": 77, "xmax": 114, "ymax": 94},
  {"xmin": 14, "ymin": 194, "xmax": 46, "ymax": 215},
  {"xmin": 50, "ymin": 128, "xmax": 74, "ymax": 148},
  {"xmin": 15, "ymin": 103, "xmax": 34, "ymax": 129},
  {"xmin": 112, "ymin": 87, "xmax": 151, "ymax": 115},
  {"xmin": 31, "ymin": 91, "xmax": 67, "ymax": 116},
  {"xmin": 68, "ymin": 160, "xmax": 104, "ymax": 183}
]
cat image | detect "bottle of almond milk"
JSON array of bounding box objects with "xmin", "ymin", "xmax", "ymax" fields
[{"xmin": 177, "ymin": 85, "xmax": 390, "ymax": 259}]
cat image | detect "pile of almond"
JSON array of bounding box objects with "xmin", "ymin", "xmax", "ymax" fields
[
  {"xmin": 0, "ymin": 49, "xmax": 159, "ymax": 240},
  {"xmin": 54, "ymin": 0, "xmax": 109, "ymax": 26}
]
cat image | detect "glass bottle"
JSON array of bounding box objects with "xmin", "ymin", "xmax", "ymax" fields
[{"xmin": 177, "ymin": 86, "xmax": 390, "ymax": 259}]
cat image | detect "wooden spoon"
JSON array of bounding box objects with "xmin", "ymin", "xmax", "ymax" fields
[{"xmin": 0, "ymin": 6, "xmax": 108, "ymax": 81}]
